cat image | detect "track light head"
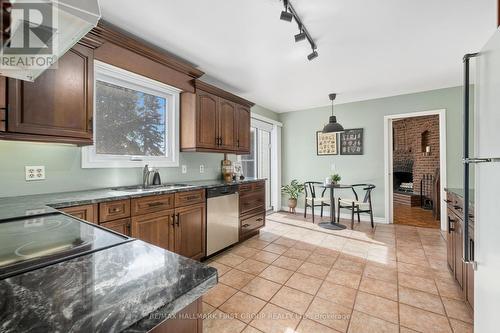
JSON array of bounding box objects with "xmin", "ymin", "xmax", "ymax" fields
[
  {"xmin": 307, "ymin": 49, "xmax": 318, "ymax": 61},
  {"xmin": 294, "ymin": 31, "xmax": 306, "ymax": 42},
  {"xmin": 280, "ymin": 10, "xmax": 293, "ymax": 22}
]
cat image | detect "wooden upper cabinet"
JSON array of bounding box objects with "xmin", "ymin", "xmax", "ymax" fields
[
  {"xmin": 196, "ymin": 90, "xmax": 218, "ymax": 149},
  {"xmin": 235, "ymin": 104, "xmax": 251, "ymax": 153},
  {"xmin": 131, "ymin": 210, "xmax": 173, "ymax": 250},
  {"xmin": 174, "ymin": 203, "xmax": 206, "ymax": 260},
  {"xmin": 218, "ymin": 98, "xmax": 236, "ymax": 150},
  {"xmin": 4, "ymin": 44, "xmax": 94, "ymax": 144},
  {"xmin": 180, "ymin": 80, "xmax": 254, "ymax": 154}
]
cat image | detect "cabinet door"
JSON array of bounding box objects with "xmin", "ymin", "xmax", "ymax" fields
[
  {"xmin": 131, "ymin": 210, "xmax": 174, "ymax": 250},
  {"xmin": 174, "ymin": 203, "xmax": 206, "ymax": 260},
  {"xmin": 101, "ymin": 218, "xmax": 131, "ymax": 236},
  {"xmin": 235, "ymin": 104, "xmax": 251, "ymax": 153},
  {"xmin": 218, "ymin": 98, "xmax": 236, "ymax": 150},
  {"xmin": 61, "ymin": 204, "xmax": 98, "ymax": 224},
  {"xmin": 466, "ymin": 261, "xmax": 474, "ymax": 310},
  {"xmin": 7, "ymin": 44, "xmax": 93, "ymax": 143},
  {"xmin": 447, "ymin": 212, "xmax": 455, "ymax": 272},
  {"xmin": 454, "ymin": 219, "xmax": 464, "ymax": 288},
  {"xmin": 196, "ymin": 90, "xmax": 218, "ymax": 149}
]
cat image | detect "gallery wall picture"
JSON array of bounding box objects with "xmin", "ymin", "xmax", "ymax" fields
[
  {"xmin": 340, "ymin": 128, "xmax": 364, "ymax": 155},
  {"xmin": 316, "ymin": 131, "xmax": 338, "ymax": 155}
]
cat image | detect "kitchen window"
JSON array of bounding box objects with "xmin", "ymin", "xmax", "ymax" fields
[{"xmin": 82, "ymin": 61, "xmax": 180, "ymax": 168}]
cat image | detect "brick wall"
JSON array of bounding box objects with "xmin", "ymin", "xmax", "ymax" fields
[{"xmin": 392, "ymin": 115, "xmax": 440, "ymax": 194}]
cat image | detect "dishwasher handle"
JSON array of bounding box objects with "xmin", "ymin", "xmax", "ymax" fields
[{"xmin": 207, "ymin": 185, "xmax": 238, "ymax": 198}]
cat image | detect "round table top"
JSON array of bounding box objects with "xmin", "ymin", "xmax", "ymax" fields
[{"xmin": 321, "ymin": 183, "xmax": 353, "ymax": 189}]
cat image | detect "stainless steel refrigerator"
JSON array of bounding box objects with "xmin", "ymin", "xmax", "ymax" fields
[{"xmin": 464, "ymin": 27, "xmax": 500, "ymax": 332}]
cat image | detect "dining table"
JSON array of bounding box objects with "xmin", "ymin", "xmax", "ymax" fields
[{"xmin": 318, "ymin": 183, "xmax": 354, "ymax": 230}]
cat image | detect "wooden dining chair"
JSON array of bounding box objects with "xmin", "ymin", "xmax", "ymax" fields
[
  {"xmin": 337, "ymin": 184, "xmax": 376, "ymax": 229},
  {"xmin": 304, "ymin": 181, "xmax": 330, "ymax": 223}
]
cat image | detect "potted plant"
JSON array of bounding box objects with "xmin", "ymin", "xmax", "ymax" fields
[
  {"xmin": 281, "ymin": 179, "xmax": 304, "ymax": 213},
  {"xmin": 331, "ymin": 174, "xmax": 341, "ymax": 185}
]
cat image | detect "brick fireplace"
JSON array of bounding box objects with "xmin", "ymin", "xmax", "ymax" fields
[{"xmin": 392, "ymin": 115, "xmax": 440, "ymax": 203}]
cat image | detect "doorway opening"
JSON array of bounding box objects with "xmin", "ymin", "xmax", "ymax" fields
[{"xmin": 384, "ymin": 109, "xmax": 447, "ymax": 230}]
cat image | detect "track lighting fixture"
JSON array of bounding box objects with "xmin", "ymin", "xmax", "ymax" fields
[
  {"xmin": 279, "ymin": 0, "xmax": 318, "ymax": 61},
  {"xmin": 294, "ymin": 31, "xmax": 306, "ymax": 42},
  {"xmin": 307, "ymin": 49, "xmax": 318, "ymax": 61},
  {"xmin": 280, "ymin": 0, "xmax": 293, "ymax": 21}
]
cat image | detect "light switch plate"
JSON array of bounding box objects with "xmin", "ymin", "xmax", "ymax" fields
[
  {"xmin": 181, "ymin": 165, "xmax": 187, "ymax": 174},
  {"xmin": 25, "ymin": 166, "xmax": 45, "ymax": 181},
  {"xmin": 199, "ymin": 165, "xmax": 205, "ymax": 174}
]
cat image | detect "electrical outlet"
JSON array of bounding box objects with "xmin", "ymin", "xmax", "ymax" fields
[
  {"xmin": 25, "ymin": 166, "xmax": 45, "ymax": 181},
  {"xmin": 331, "ymin": 163, "xmax": 336, "ymax": 172},
  {"xmin": 181, "ymin": 165, "xmax": 187, "ymax": 174},
  {"xmin": 199, "ymin": 165, "xmax": 205, "ymax": 174}
]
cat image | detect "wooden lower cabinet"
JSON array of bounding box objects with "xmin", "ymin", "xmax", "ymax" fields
[
  {"xmin": 446, "ymin": 212, "xmax": 455, "ymax": 272},
  {"xmin": 174, "ymin": 204, "xmax": 206, "ymax": 260},
  {"xmin": 454, "ymin": 217, "xmax": 464, "ymax": 288},
  {"xmin": 446, "ymin": 191, "xmax": 474, "ymax": 312},
  {"xmin": 239, "ymin": 181, "xmax": 266, "ymax": 241},
  {"xmin": 150, "ymin": 298, "xmax": 202, "ymax": 333},
  {"xmin": 131, "ymin": 210, "xmax": 173, "ymax": 251},
  {"xmin": 101, "ymin": 218, "xmax": 131, "ymax": 236},
  {"xmin": 60, "ymin": 204, "xmax": 98, "ymax": 224}
]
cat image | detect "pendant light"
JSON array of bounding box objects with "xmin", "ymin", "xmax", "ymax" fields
[{"xmin": 322, "ymin": 93, "xmax": 344, "ymax": 133}]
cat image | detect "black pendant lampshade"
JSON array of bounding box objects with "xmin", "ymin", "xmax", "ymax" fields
[{"xmin": 322, "ymin": 93, "xmax": 344, "ymax": 133}]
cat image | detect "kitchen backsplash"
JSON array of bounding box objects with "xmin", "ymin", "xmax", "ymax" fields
[{"xmin": 0, "ymin": 140, "xmax": 236, "ymax": 197}]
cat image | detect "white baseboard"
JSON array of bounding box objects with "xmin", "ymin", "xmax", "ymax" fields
[{"xmin": 280, "ymin": 206, "xmax": 387, "ymax": 224}]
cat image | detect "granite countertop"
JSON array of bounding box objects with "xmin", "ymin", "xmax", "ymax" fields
[
  {"xmin": 445, "ymin": 187, "xmax": 475, "ymax": 204},
  {"xmin": 0, "ymin": 178, "xmax": 264, "ymax": 221},
  {"xmin": 0, "ymin": 239, "xmax": 217, "ymax": 332}
]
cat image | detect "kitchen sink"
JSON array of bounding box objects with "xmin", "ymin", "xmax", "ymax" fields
[{"xmin": 112, "ymin": 184, "xmax": 192, "ymax": 192}]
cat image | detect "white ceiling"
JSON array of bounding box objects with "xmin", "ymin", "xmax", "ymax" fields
[{"xmin": 100, "ymin": 0, "xmax": 497, "ymax": 112}]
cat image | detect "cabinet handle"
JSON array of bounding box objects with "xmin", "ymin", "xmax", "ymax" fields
[
  {"xmin": 88, "ymin": 117, "xmax": 93, "ymax": 131},
  {"xmin": 448, "ymin": 217, "xmax": 455, "ymax": 233},
  {"xmin": 469, "ymin": 238, "xmax": 475, "ymax": 261},
  {"xmin": 171, "ymin": 214, "xmax": 175, "ymax": 226},
  {"xmin": 237, "ymin": 139, "xmax": 240, "ymax": 147},
  {"xmin": 444, "ymin": 199, "xmax": 451, "ymax": 203},
  {"xmin": 176, "ymin": 213, "xmax": 180, "ymax": 226},
  {"xmin": 256, "ymin": 218, "xmax": 263, "ymax": 222},
  {"xmin": 185, "ymin": 195, "xmax": 199, "ymax": 200},
  {"xmin": 147, "ymin": 202, "xmax": 164, "ymax": 207},
  {"xmin": 110, "ymin": 207, "xmax": 121, "ymax": 213},
  {"xmin": 242, "ymin": 224, "xmax": 250, "ymax": 228},
  {"xmin": 453, "ymin": 205, "xmax": 463, "ymax": 211}
]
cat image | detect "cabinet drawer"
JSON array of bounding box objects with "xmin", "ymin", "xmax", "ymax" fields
[
  {"xmin": 60, "ymin": 204, "xmax": 98, "ymax": 224},
  {"xmin": 238, "ymin": 183, "xmax": 253, "ymax": 196},
  {"xmin": 240, "ymin": 192, "xmax": 265, "ymax": 214},
  {"xmin": 241, "ymin": 213, "xmax": 265, "ymax": 235},
  {"xmin": 254, "ymin": 181, "xmax": 265, "ymax": 191},
  {"xmin": 175, "ymin": 190, "xmax": 205, "ymax": 208},
  {"xmin": 99, "ymin": 199, "xmax": 131, "ymax": 222},
  {"xmin": 101, "ymin": 218, "xmax": 131, "ymax": 236},
  {"xmin": 0, "ymin": 109, "xmax": 5, "ymax": 132},
  {"xmin": 132, "ymin": 194, "xmax": 174, "ymax": 216}
]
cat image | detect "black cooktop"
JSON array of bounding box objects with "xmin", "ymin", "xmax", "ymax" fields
[{"xmin": 0, "ymin": 213, "xmax": 131, "ymax": 279}]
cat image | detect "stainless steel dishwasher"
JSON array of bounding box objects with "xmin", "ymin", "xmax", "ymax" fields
[{"xmin": 206, "ymin": 185, "xmax": 239, "ymax": 256}]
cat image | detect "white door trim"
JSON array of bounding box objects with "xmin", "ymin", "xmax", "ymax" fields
[{"xmin": 383, "ymin": 109, "xmax": 448, "ymax": 230}]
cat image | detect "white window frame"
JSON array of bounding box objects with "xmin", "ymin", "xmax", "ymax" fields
[{"xmin": 82, "ymin": 61, "xmax": 181, "ymax": 168}]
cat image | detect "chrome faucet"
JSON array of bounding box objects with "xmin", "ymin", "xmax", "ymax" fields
[{"xmin": 143, "ymin": 164, "xmax": 153, "ymax": 188}]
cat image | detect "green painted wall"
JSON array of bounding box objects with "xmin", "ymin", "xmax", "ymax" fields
[
  {"xmin": 0, "ymin": 105, "xmax": 278, "ymax": 198},
  {"xmin": 280, "ymin": 86, "xmax": 465, "ymax": 218},
  {"xmin": 251, "ymin": 105, "xmax": 281, "ymax": 122}
]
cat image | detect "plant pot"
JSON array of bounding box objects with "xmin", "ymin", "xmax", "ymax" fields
[{"xmin": 288, "ymin": 198, "xmax": 298, "ymax": 209}]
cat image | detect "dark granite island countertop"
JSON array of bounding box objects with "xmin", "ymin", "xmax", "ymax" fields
[
  {"xmin": 0, "ymin": 178, "xmax": 265, "ymax": 221},
  {"xmin": 0, "ymin": 240, "xmax": 217, "ymax": 332}
]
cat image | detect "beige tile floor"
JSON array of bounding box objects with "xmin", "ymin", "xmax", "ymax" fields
[{"xmin": 202, "ymin": 212, "xmax": 473, "ymax": 333}]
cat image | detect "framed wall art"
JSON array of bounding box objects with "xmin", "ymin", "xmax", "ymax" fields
[
  {"xmin": 340, "ymin": 128, "xmax": 364, "ymax": 155},
  {"xmin": 316, "ymin": 131, "xmax": 338, "ymax": 155}
]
